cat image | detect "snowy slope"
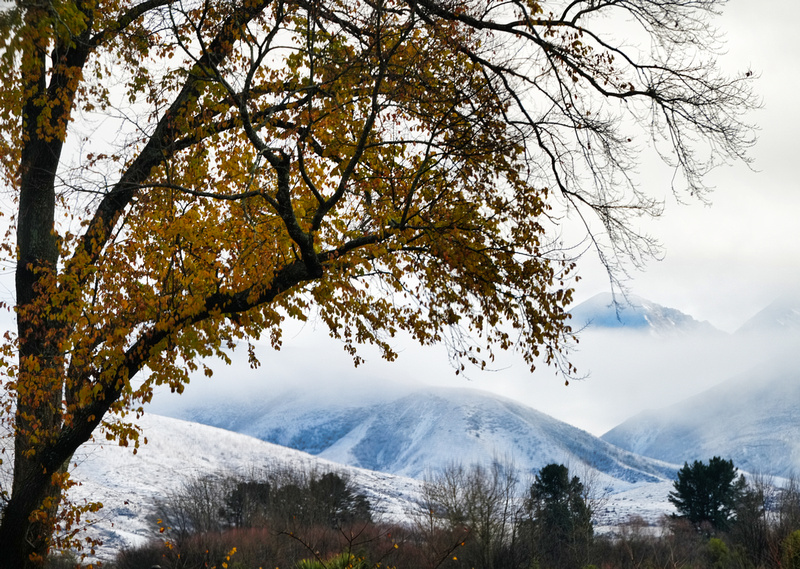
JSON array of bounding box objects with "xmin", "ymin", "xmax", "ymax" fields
[
  {"xmin": 736, "ymin": 293, "xmax": 800, "ymax": 336},
  {"xmin": 172, "ymin": 385, "xmax": 677, "ymax": 486},
  {"xmin": 64, "ymin": 414, "xmax": 423, "ymax": 561},
  {"xmin": 601, "ymin": 355, "xmax": 800, "ymax": 477},
  {"xmin": 569, "ymin": 292, "xmax": 721, "ymax": 335}
]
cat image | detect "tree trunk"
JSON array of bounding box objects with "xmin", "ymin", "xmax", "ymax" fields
[
  {"xmin": 0, "ymin": 465, "xmax": 67, "ymax": 569},
  {"xmin": 0, "ymin": 27, "xmax": 69, "ymax": 564}
]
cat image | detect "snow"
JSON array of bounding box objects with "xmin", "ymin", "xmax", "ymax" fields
[
  {"xmin": 735, "ymin": 293, "xmax": 800, "ymax": 335},
  {"xmin": 58, "ymin": 407, "xmax": 681, "ymax": 562},
  {"xmin": 65, "ymin": 414, "xmax": 424, "ymax": 562},
  {"xmin": 595, "ymin": 481, "xmax": 677, "ymax": 531},
  {"xmin": 602, "ymin": 354, "xmax": 800, "ymax": 477},
  {"xmin": 170, "ymin": 384, "xmax": 677, "ymax": 486},
  {"xmin": 569, "ymin": 292, "xmax": 721, "ymax": 336}
]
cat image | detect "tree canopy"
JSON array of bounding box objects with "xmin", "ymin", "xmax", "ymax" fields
[
  {"xmin": 669, "ymin": 456, "xmax": 746, "ymax": 532},
  {"xmin": 0, "ymin": 0, "xmax": 755, "ymax": 565}
]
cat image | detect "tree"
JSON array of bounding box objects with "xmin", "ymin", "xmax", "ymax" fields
[
  {"xmin": 420, "ymin": 461, "xmax": 521, "ymax": 569},
  {"xmin": 729, "ymin": 473, "xmax": 773, "ymax": 567},
  {"xmin": 0, "ymin": 0, "xmax": 754, "ymax": 565},
  {"xmin": 777, "ymin": 475, "xmax": 800, "ymax": 542},
  {"xmin": 267, "ymin": 470, "xmax": 371, "ymax": 529},
  {"xmin": 157, "ymin": 468, "xmax": 371, "ymax": 539},
  {"xmin": 523, "ymin": 463, "xmax": 594, "ymax": 569},
  {"xmin": 305, "ymin": 471, "xmax": 372, "ymax": 528},
  {"xmin": 223, "ymin": 478, "xmax": 272, "ymax": 528},
  {"xmin": 156, "ymin": 474, "xmax": 230, "ymax": 540},
  {"xmin": 669, "ymin": 457, "xmax": 746, "ymax": 532}
]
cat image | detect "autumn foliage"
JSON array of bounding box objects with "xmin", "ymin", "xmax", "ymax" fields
[{"xmin": 0, "ymin": 0, "xmax": 754, "ymax": 565}]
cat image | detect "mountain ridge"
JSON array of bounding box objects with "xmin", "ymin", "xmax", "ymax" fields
[
  {"xmin": 735, "ymin": 293, "xmax": 800, "ymax": 336},
  {"xmin": 172, "ymin": 384, "xmax": 678, "ymax": 486},
  {"xmin": 569, "ymin": 292, "xmax": 722, "ymax": 336},
  {"xmin": 601, "ymin": 355, "xmax": 800, "ymax": 477}
]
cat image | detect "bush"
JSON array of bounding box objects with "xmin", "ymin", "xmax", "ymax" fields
[
  {"xmin": 706, "ymin": 537, "xmax": 731, "ymax": 569},
  {"xmin": 782, "ymin": 529, "xmax": 800, "ymax": 569},
  {"xmin": 296, "ymin": 552, "xmax": 370, "ymax": 569}
]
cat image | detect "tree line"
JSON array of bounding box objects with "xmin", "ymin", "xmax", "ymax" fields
[{"xmin": 84, "ymin": 457, "xmax": 800, "ymax": 569}]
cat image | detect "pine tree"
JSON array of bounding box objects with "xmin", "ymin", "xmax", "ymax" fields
[
  {"xmin": 669, "ymin": 457, "xmax": 745, "ymax": 531},
  {"xmin": 524, "ymin": 464, "xmax": 593, "ymax": 569}
]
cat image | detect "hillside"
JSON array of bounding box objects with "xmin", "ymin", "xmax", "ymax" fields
[
  {"xmin": 49, "ymin": 412, "xmax": 677, "ymax": 563},
  {"xmin": 171, "ymin": 384, "xmax": 677, "ymax": 486},
  {"xmin": 601, "ymin": 355, "xmax": 800, "ymax": 477},
  {"xmin": 62, "ymin": 414, "xmax": 423, "ymax": 561}
]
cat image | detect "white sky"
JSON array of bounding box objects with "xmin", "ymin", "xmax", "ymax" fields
[{"xmin": 586, "ymin": 0, "xmax": 800, "ymax": 332}]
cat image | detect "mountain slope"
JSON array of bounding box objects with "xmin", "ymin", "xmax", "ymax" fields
[
  {"xmin": 735, "ymin": 294, "xmax": 800, "ymax": 336},
  {"xmin": 63, "ymin": 414, "xmax": 423, "ymax": 561},
  {"xmin": 569, "ymin": 292, "xmax": 721, "ymax": 335},
  {"xmin": 173, "ymin": 385, "xmax": 677, "ymax": 486},
  {"xmin": 601, "ymin": 355, "xmax": 800, "ymax": 477}
]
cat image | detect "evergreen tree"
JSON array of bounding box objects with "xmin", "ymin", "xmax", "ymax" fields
[
  {"xmin": 669, "ymin": 457, "xmax": 745, "ymax": 531},
  {"xmin": 524, "ymin": 464, "xmax": 593, "ymax": 569}
]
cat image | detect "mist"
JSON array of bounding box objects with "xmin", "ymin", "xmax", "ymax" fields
[{"xmin": 145, "ymin": 295, "xmax": 798, "ymax": 437}]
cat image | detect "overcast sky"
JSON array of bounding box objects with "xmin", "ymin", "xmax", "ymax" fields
[{"xmin": 588, "ymin": 0, "xmax": 800, "ymax": 332}]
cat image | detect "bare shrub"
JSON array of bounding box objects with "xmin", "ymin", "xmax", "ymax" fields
[{"xmin": 419, "ymin": 460, "xmax": 527, "ymax": 569}]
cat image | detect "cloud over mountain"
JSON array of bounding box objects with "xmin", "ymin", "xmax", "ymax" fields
[
  {"xmin": 569, "ymin": 292, "xmax": 722, "ymax": 336},
  {"xmin": 601, "ymin": 355, "xmax": 800, "ymax": 477}
]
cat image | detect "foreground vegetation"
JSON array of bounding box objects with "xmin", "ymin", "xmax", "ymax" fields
[{"xmin": 99, "ymin": 461, "xmax": 800, "ymax": 569}]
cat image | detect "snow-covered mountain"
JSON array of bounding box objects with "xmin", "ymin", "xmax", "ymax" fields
[
  {"xmin": 569, "ymin": 292, "xmax": 721, "ymax": 336},
  {"xmin": 170, "ymin": 385, "xmax": 677, "ymax": 486},
  {"xmin": 735, "ymin": 294, "xmax": 800, "ymax": 337},
  {"xmin": 13, "ymin": 292, "xmax": 800, "ymax": 563},
  {"xmin": 601, "ymin": 355, "xmax": 800, "ymax": 477}
]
